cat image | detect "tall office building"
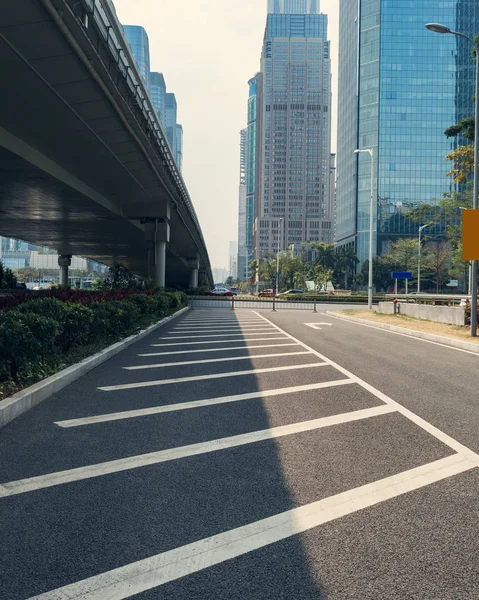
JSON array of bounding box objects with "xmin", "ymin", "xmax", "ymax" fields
[
  {"xmin": 251, "ymin": 1, "xmax": 332, "ymax": 259},
  {"xmin": 150, "ymin": 72, "xmax": 167, "ymax": 126},
  {"xmin": 237, "ymin": 129, "xmax": 248, "ymax": 281},
  {"xmin": 336, "ymin": 0, "xmax": 479, "ymax": 263},
  {"xmin": 267, "ymin": 0, "xmax": 320, "ymax": 14},
  {"xmin": 229, "ymin": 241, "xmax": 238, "ymax": 279},
  {"xmin": 164, "ymin": 93, "xmax": 184, "ymax": 172},
  {"xmin": 123, "ymin": 25, "xmax": 150, "ymax": 87}
]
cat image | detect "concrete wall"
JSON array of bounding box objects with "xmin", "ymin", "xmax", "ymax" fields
[{"xmin": 378, "ymin": 302, "xmax": 466, "ymax": 326}]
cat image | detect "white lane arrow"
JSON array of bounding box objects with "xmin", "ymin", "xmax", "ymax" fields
[{"xmin": 304, "ymin": 323, "xmax": 333, "ymax": 330}]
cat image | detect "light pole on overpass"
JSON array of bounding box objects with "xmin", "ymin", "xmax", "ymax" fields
[
  {"xmin": 426, "ymin": 23, "xmax": 479, "ymax": 336},
  {"xmin": 354, "ymin": 148, "xmax": 375, "ymax": 310}
]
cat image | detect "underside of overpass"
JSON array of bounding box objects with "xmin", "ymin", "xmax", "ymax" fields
[{"xmin": 0, "ymin": 0, "xmax": 212, "ymax": 287}]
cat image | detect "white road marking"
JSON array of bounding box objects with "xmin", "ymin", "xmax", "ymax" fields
[
  {"xmin": 327, "ymin": 312, "xmax": 479, "ymax": 358},
  {"xmin": 5, "ymin": 405, "xmax": 394, "ymax": 497},
  {"xmin": 253, "ymin": 311, "xmax": 479, "ymax": 465},
  {"xmin": 161, "ymin": 332, "xmax": 283, "ymax": 340},
  {"xmin": 138, "ymin": 343, "xmax": 300, "ymax": 357},
  {"xmin": 27, "ymin": 454, "xmax": 473, "ymax": 600},
  {"xmin": 173, "ymin": 325, "xmax": 273, "ymax": 329},
  {"xmin": 305, "ymin": 323, "xmax": 333, "ymax": 330},
  {"xmin": 98, "ymin": 363, "xmax": 329, "ymax": 392},
  {"xmin": 124, "ymin": 351, "xmax": 311, "ymax": 371},
  {"xmin": 150, "ymin": 337, "xmax": 289, "ymax": 347},
  {"xmin": 168, "ymin": 328, "xmax": 275, "ymax": 334},
  {"xmin": 55, "ymin": 380, "xmax": 355, "ymax": 428}
]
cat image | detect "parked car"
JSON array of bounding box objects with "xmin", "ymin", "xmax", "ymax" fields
[
  {"xmin": 204, "ymin": 287, "xmax": 234, "ymax": 297},
  {"xmin": 277, "ymin": 289, "xmax": 306, "ymax": 297},
  {"xmin": 259, "ymin": 289, "xmax": 274, "ymax": 297}
]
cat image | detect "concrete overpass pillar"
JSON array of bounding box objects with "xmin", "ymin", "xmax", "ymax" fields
[
  {"xmin": 144, "ymin": 221, "xmax": 156, "ymax": 281},
  {"xmin": 187, "ymin": 254, "xmax": 200, "ymax": 289},
  {"xmin": 58, "ymin": 254, "xmax": 72, "ymax": 287},
  {"xmin": 154, "ymin": 204, "xmax": 171, "ymax": 288}
]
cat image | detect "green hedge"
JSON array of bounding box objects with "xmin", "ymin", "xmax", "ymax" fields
[{"xmin": 0, "ymin": 291, "xmax": 187, "ymax": 391}]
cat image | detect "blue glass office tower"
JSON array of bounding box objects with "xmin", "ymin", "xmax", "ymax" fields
[
  {"xmin": 336, "ymin": 0, "xmax": 479, "ymax": 263},
  {"xmin": 149, "ymin": 72, "xmax": 167, "ymax": 127},
  {"xmin": 123, "ymin": 25, "xmax": 150, "ymax": 87},
  {"xmin": 253, "ymin": 2, "xmax": 333, "ymax": 258}
]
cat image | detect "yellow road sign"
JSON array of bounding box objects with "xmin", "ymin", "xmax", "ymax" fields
[{"xmin": 463, "ymin": 210, "xmax": 479, "ymax": 260}]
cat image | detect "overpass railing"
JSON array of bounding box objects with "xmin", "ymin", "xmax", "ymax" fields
[{"xmin": 67, "ymin": 0, "xmax": 211, "ymax": 273}]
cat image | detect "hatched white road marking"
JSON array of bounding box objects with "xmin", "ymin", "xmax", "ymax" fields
[
  {"xmin": 138, "ymin": 343, "xmax": 300, "ymax": 357},
  {"xmin": 123, "ymin": 351, "xmax": 311, "ymax": 371},
  {"xmin": 253, "ymin": 311, "xmax": 479, "ymax": 464},
  {"xmin": 27, "ymin": 454, "xmax": 474, "ymax": 600},
  {"xmin": 150, "ymin": 337, "xmax": 289, "ymax": 347},
  {"xmin": 55, "ymin": 380, "xmax": 355, "ymax": 428},
  {"xmin": 98, "ymin": 363, "xmax": 329, "ymax": 391},
  {"xmin": 4, "ymin": 405, "xmax": 394, "ymax": 497}
]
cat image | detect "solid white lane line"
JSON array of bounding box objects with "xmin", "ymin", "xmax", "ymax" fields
[
  {"xmin": 27, "ymin": 454, "xmax": 471, "ymax": 600},
  {"xmin": 6, "ymin": 405, "xmax": 394, "ymax": 498},
  {"xmin": 150, "ymin": 337, "xmax": 289, "ymax": 347},
  {"xmin": 55, "ymin": 380, "xmax": 356, "ymax": 428},
  {"xmin": 138, "ymin": 343, "xmax": 300, "ymax": 357},
  {"xmin": 327, "ymin": 313, "xmax": 479, "ymax": 358},
  {"xmin": 99, "ymin": 363, "xmax": 329, "ymax": 391},
  {"xmin": 253, "ymin": 312, "xmax": 479, "ymax": 465},
  {"xmin": 124, "ymin": 351, "xmax": 312, "ymax": 371},
  {"xmin": 161, "ymin": 333, "xmax": 284, "ymax": 340}
]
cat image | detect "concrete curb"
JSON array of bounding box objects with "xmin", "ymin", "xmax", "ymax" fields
[
  {"xmin": 326, "ymin": 311, "xmax": 479, "ymax": 356},
  {"xmin": 0, "ymin": 306, "xmax": 189, "ymax": 428}
]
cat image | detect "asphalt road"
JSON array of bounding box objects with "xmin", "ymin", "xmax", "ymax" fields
[{"xmin": 1, "ymin": 306, "xmax": 479, "ymax": 599}]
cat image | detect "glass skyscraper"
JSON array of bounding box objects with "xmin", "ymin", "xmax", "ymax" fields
[
  {"xmin": 251, "ymin": 1, "xmax": 332, "ymax": 258},
  {"xmin": 123, "ymin": 25, "xmax": 150, "ymax": 87},
  {"xmin": 237, "ymin": 129, "xmax": 248, "ymax": 281},
  {"xmin": 150, "ymin": 72, "xmax": 167, "ymax": 127},
  {"xmin": 336, "ymin": 0, "xmax": 479, "ymax": 263}
]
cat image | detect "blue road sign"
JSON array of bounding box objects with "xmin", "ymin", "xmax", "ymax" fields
[{"xmin": 392, "ymin": 271, "xmax": 413, "ymax": 280}]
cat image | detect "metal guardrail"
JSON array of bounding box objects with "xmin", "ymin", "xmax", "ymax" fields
[
  {"xmin": 189, "ymin": 297, "xmax": 373, "ymax": 311},
  {"xmin": 385, "ymin": 294, "xmax": 470, "ymax": 307},
  {"xmin": 67, "ymin": 0, "xmax": 211, "ymax": 274}
]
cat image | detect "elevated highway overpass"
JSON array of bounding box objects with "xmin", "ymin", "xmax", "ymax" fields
[{"xmin": 0, "ymin": 0, "xmax": 213, "ymax": 288}]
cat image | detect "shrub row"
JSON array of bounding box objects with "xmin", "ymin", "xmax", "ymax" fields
[{"xmin": 0, "ymin": 290, "xmax": 187, "ymax": 385}]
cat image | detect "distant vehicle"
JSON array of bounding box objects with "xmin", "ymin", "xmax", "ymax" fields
[
  {"xmin": 277, "ymin": 289, "xmax": 306, "ymax": 297},
  {"xmin": 229, "ymin": 287, "xmax": 238, "ymax": 296},
  {"xmin": 204, "ymin": 287, "xmax": 234, "ymax": 297},
  {"xmin": 15, "ymin": 282, "xmax": 27, "ymax": 290},
  {"xmin": 259, "ymin": 289, "xmax": 274, "ymax": 297}
]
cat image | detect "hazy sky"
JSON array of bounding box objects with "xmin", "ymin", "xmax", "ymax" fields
[{"xmin": 113, "ymin": 0, "xmax": 339, "ymax": 269}]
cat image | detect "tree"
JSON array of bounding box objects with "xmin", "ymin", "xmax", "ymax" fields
[
  {"xmin": 258, "ymin": 254, "xmax": 277, "ymax": 288},
  {"xmin": 335, "ymin": 246, "xmax": 358, "ymax": 290},
  {"xmin": 0, "ymin": 261, "xmax": 17, "ymax": 289},
  {"xmin": 224, "ymin": 276, "xmax": 235, "ymax": 288},
  {"xmin": 356, "ymin": 256, "xmax": 395, "ymax": 292},
  {"xmin": 445, "ymin": 145, "xmax": 475, "ymax": 185},
  {"xmin": 424, "ymin": 241, "xmax": 453, "ymax": 293},
  {"xmin": 249, "ymin": 259, "xmax": 259, "ymax": 286},
  {"xmin": 387, "ymin": 238, "xmax": 419, "ymax": 273},
  {"xmin": 314, "ymin": 265, "xmax": 333, "ymax": 291},
  {"xmin": 102, "ymin": 262, "xmax": 137, "ymax": 290},
  {"xmin": 310, "ymin": 243, "xmax": 336, "ymax": 270}
]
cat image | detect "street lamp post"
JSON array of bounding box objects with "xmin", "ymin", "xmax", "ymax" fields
[
  {"xmin": 426, "ymin": 23, "xmax": 479, "ymax": 336},
  {"xmin": 354, "ymin": 148, "xmax": 375, "ymax": 309},
  {"xmin": 417, "ymin": 223, "xmax": 432, "ymax": 294},
  {"xmin": 275, "ymin": 218, "xmax": 282, "ymax": 297}
]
